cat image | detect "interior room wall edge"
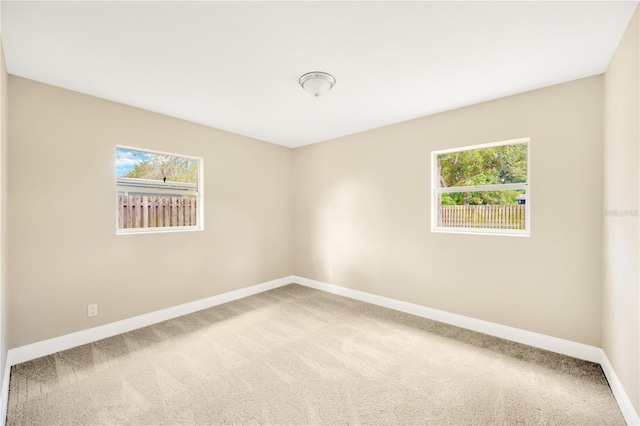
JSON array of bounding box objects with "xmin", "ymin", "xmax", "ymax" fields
[
  {"xmin": 0, "ymin": 39, "xmax": 8, "ymax": 426},
  {"xmin": 602, "ymin": 3, "xmax": 640, "ymax": 417}
]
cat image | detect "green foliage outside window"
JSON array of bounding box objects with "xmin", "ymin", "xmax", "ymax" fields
[{"xmin": 437, "ymin": 143, "xmax": 527, "ymax": 205}]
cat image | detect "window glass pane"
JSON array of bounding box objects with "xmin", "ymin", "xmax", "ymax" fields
[
  {"xmin": 116, "ymin": 147, "xmax": 198, "ymax": 186},
  {"xmin": 437, "ymin": 190, "xmax": 526, "ymax": 230},
  {"xmin": 436, "ymin": 143, "xmax": 527, "ymax": 188},
  {"xmin": 116, "ymin": 146, "xmax": 202, "ymax": 233}
]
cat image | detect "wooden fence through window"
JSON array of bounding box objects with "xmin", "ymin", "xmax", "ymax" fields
[
  {"xmin": 440, "ymin": 204, "xmax": 525, "ymax": 230},
  {"xmin": 118, "ymin": 194, "xmax": 197, "ymax": 229}
]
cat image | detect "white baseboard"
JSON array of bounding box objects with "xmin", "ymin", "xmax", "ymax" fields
[
  {"xmin": 600, "ymin": 350, "xmax": 640, "ymax": 426},
  {"xmin": 2, "ymin": 275, "xmax": 638, "ymax": 426},
  {"xmin": 292, "ymin": 276, "xmax": 639, "ymax": 426},
  {"xmin": 0, "ymin": 353, "xmax": 10, "ymax": 426},
  {"xmin": 1, "ymin": 276, "xmax": 295, "ymax": 425},
  {"xmin": 0, "ymin": 276, "xmax": 293, "ymax": 425},
  {"xmin": 8, "ymin": 276, "xmax": 294, "ymax": 366},
  {"xmin": 292, "ymin": 276, "xmax": 601, "ymax": 362}
]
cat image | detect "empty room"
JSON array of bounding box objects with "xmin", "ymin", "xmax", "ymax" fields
[{"xmin": 0, "ymin": 1, "xmax": 638, "ymax": 425}]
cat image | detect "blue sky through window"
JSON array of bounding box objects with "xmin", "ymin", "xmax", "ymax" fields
[{"xmin": 116, "ymin": 148, "xmax": 150, "ymax": 177}]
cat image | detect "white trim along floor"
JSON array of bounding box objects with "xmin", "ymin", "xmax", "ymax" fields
[{"xmin": 1, "ymin": 275, "xmax": 638, "ymax": 426}]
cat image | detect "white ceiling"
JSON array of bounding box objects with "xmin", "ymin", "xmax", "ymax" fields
[{"xmin": 2, "ymin": 1, "xmax": 638, "ymax": 148}]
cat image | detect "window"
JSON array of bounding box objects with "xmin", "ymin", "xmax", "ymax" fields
[
  {"xmin": 431, "ymin": 138, "xmax": 529, "ymax": 236},
  {"xmin": 116, "ymin": 146, "xmax": 203, "ymax": 234}
]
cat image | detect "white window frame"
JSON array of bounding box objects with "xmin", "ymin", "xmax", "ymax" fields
[
  {"xmin": 431, "ymin": 137, "xmax": 530, "ymax": 237},
  {"xmin": 116, "ymin": 145, "xmax": 204, "ymax": 235}
]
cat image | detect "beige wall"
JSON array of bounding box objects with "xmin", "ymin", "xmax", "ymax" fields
[
  {"xmin": 294, "ymin": 76, "xmax": 604, "ymax": 346},
  {"xmin": 8, "ymin": 76, "xmax": 293, "ymax": 348},
  {"xmin": 603, "ymin": 6, "xmax": 640, "ymax": 414},
  {"xmin": 0, "ymin": 41, "xmax": 8, "ymax": 400}
]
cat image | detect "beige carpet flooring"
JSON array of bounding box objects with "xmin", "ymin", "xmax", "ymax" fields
[{"xmin": 7, "ymin": 284, "xmax": 625, "ymax": 425}]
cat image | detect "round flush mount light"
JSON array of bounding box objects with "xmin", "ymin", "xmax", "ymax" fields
[{"xmin": 299, "ymin": 71, "xmax": 336, "ymax": 97}]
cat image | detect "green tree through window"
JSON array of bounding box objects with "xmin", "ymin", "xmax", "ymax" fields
[
  {"xmin": 437, "ymin": 143, "xmax": 527, "ymax": 206},
  {"xmin": 432, "ymin": 139, "xmax": 529, "ymax": 235}
]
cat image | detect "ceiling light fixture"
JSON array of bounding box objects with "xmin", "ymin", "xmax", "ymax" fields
[{"xmin": 299, "ymin": 71, "xmax": 336, "ymax": 97}]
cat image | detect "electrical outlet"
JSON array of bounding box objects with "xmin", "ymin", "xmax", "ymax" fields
[{"xmin": 88, "ymin": 304, "xmax": 98, "ymax": 317}]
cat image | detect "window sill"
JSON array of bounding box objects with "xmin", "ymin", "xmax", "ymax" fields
[
  {"xmin": 116, "ymin": 226, "xmax": 203, "ymax": 236},
  {"xmin": 432, "ymin": 227, "xmax": 530, "ymax": 237}
]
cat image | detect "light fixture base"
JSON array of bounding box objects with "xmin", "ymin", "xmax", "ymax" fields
[{"xmin": 299, "ymin": 71, "xmax": 336, "ymax": 97}]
